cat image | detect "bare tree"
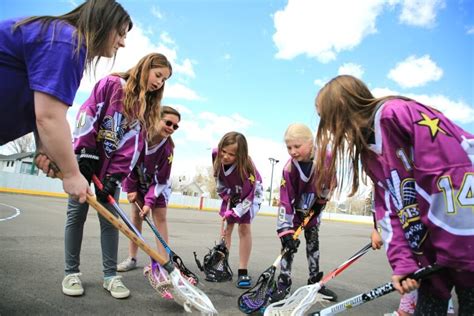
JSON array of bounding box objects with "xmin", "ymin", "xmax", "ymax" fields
[
  {"xmin": 6, "ymin": 133, "xmax": 36, "ymax": 154},
  {"xmin": 193, "ymin": 166, "xmax": 217, "ymax": 199}
]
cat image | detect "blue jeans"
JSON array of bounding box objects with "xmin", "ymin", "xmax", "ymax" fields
[{"xmin": 64, "ymin": 188, "xmax": 120, "ymax": 278}]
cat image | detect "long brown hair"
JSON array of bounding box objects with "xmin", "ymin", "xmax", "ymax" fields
[
  {"xmin": 213, "ymin": 132, "xmax": 256, "ymax": 181},
  {"xmin": 114, "ymin": 53, "xmax": 172, "ymax": 140},
  {"xmin": 314, "ymin": 75, "xmax": 408, "ymax": 196},
  {"xmin": 14, "ymin": 0, "xmax": 132, "ymax": 72}
]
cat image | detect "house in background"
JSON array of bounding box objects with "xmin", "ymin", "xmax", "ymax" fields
[
  {"xmin": 174, "ymin": 181, "xmax": 204, "ymax": 197},
  {"xmin": 0, "ymin": 152, "xmax": 40, "ymax": 176}
]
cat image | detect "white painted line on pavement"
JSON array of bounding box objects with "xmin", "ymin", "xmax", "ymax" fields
[{"xmin": 0, "ymin": 203, "xmax": 21, "ymax": 222}]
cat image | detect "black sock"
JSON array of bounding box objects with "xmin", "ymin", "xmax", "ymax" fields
[{"xmin": 238, "ymin": 269, "xmax": 248, "ymax": 276}]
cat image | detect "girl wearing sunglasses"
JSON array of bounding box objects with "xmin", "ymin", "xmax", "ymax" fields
[{"xmin": 118, "ymin": 106, "xmax": 181, "ymax": 294}]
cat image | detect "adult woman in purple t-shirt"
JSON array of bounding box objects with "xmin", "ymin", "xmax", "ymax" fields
[{"xmin": 0, "ymin": 0, "xmax": 132, "ymax": 203}]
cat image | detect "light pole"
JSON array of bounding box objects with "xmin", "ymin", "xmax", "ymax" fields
[{"xmin": 268, "ymin": 157, "xmax": 279, "ymax": 206}]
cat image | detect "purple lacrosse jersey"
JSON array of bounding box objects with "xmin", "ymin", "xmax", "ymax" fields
[
  {"xmin": 0, "ymin": 18, "xmax": 86, "ymax": 144},
  {"xmin": 73, "ymin": 75, "xmax": 144, "ymax": 180},
  {"xmin": 277, "ymin": 159, "xmax": 330, "ymax": 236},
  {"xmin": 212, "ymin": 149, "xmax": 263, "ymax": 221},
  {"xmin": 122, "ymin": 137, "xmax": 174, "ymax": 208},
  {"xmin": 363, "ymin": 98, "xmax": 474, "ymax": 276}
]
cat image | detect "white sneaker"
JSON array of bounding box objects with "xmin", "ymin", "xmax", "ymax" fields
[
  {"xmin": 62, "ymin": 273, "xmax": 84, "ymax": 296},
  {"xmin": 103, "ymin": 276, "xmax": 130, "ymax": 299},
  {"xmin": 117, "ymin": 257, "xmax": 137, "ymax": 272}
]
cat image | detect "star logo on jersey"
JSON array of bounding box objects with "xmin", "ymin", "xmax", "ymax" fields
[
  {"xmin": 248, "ymin": 174, "xmax": 255, "ymax": 184},
  {"xmin": 168, "ymin": 153, "xmax": 173, "ymax": 164},
  {"xmin": 280, "ymin": 179, "xmax": 286, "ymax": 187},
  {"xmin": 416, "ymin": 112, "xmax": 449, "ymax": 141}
]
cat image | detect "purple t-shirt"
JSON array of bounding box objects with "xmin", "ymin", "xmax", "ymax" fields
[
  {"xmin": 0, "ymin": 18, "xmax": 86, "ymax": 144},
  {"xmin": 73, "ymin": 75, "xmax": 144, "ymax": 181},
  {"xmin": 122, "ymin": 137, "xmax": 174, "ymax": 208},
  {"xmin": 363, "ymin": 98, "xmax": 474, "ymax": 276}
]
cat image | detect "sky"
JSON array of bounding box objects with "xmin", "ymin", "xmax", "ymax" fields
[{"xmin": 1, "ymin": 0, "xmax": 473, "ymax": 198}]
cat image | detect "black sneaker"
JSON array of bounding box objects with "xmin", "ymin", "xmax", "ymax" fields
[
  {"xmin": 269, "ymin": 276, "xmax": 291, "ymax": 303},
  {"xmin": 308, "ymin": 272, "xmax": 337, "ymax": 302},
  {"xmin": 269, "ymin": 284, "xmax": 290, "ymax": 303},
  {"xmin": 319, "ymin": 286, "xmax": 338, "ymax": 302}
]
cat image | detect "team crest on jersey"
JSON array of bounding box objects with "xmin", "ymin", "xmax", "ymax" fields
[
  {"xmin": 167, "ymin": 153, "xmax": 173, "ymax": 164},
  {"xmin": 280, "ymin": 179, "xmax": 286, "ymax": 187},
  {"xmin": 415, "ymin": 111, "xmax": 450, "ymax": 141},
  {"xmin": 97, "ymin": 113, "xmax": 126, "ymax": 158},
  {"xmin": 386, "ymin": 172, "xmax": 428, "ymax": 254}
]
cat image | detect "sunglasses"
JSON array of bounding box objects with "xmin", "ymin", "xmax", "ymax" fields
[{"xmin": 162, "ymin": 119, "xmax": 179, "ymax": 130}]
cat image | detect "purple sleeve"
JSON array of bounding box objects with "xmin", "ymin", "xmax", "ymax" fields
[
  {"xmin": 373, "ymin": 103, "xmax": 422, "ymax": 275},
  {"xmin": 374, "ymin": 186, "xmax": 419, "ymax": 275},
  {"xmin": 212, "ymin": 148, "xmax": 231, "ymax": 201},
  {"xmin": 277, "ymin": 162, "xmax": 296, "ymax": 235},
  {"xmin": 106, "ymin": 130, "xmax": 142, "ymax": 178},
  {"xmin": 144, "ymin": 146, "xmax": 173, "ymax": 208},
  {"xmin": 24, "ymin": 21, "xmax": 86, "ymax": 105},
  {"xmin": 73, "ymin": 79, "xmax": 109, "ymax": 151},
  {"xmin": 122, "ymin": 169, "xmax": 139, "ymax": 193}
]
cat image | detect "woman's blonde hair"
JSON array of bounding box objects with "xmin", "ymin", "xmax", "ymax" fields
[
  {"xmin": 213, "ymin": 132, "xmax": 256, "ymax": 181},
  {"xmin": 114, "ymin": 53, "xmax": 172, "ymax": 140},
  {"xmin": 314, "ymin": 74, "xmax": 408, "ymax": 196}
]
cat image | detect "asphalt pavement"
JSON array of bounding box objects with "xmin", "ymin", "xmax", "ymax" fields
[{"xmin": 0, "ymin": 193, "xmax": 411, "ymax": 315}]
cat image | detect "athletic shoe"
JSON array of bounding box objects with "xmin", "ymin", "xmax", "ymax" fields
[
  {"xmin": 269, "ymin": 279, "xmax": 291, "ymax": 303},
  {"xmin": 319, "ymin": 286, "xmax": 338, "ymax": 301},
  {"xmin": 117, "ymin": 257, "xmax": 137, "ymax": 272},
  {"xmin": 62, "ymin": 273, "xmax": 84, "ymax": 296},
  {"xmin": 236, "ymin": 275, "xmax": 252, "ymax": 289},
  {"xmin": 103, "ymin": 276, "xmax": 130, "ymax": 299},
  {"xmin": 308, "ymin": 273, "xmax": 338, "ymax": 301}
]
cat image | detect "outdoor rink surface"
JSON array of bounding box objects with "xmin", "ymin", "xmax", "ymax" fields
[{"xmin": 0, "ymin": 192, "xmax": 448, "ymax": 315}]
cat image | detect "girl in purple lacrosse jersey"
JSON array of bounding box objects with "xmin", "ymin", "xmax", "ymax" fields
[
  {"xmin": 269, "ymin": 123, "xmax": 337, "ymax": 303},
  {"xmin": 62, "ymin": 53, "xmax": 172, "ymax": 299},
  {"xmin": 315, "ymin": 75, "xmax": 474, "ymax": 315},
  {"xmin": 0, "ymin": 0, "xmax": 132, "ymax": 203},
  {"xmin": 117, "ymin": 106, "xmax": 181, "ymax": 273},
  {"xmin": 212, "ymin": 131, "xmax": 264, "ymax": 289}
]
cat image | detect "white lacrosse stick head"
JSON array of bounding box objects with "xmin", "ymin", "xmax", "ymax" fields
[
  {"xmin": 143, "ymin": 263, "xmax": 173, "ymax": 300},
  {"xmin": 168, "ymin": 268, "xmax": 218, "ymax": 315},
  {"xmin": 264, "ymin": 283, "xmax": 329, "ymax": 316}
]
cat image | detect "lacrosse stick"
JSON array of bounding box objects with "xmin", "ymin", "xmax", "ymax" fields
[
  {"xmin": 238, "ymin": 210, "xmax": 316, "ymax": 314},
  {"xmin": 309, "ymin": 264, "xmax": 443, "ymax": 316},
  {"xmin": 264, "ymin": 242, "xmax": 373, "ymax": 316},
  {"xmin": 83, "ymin": 174, "xmax": 216, "ymax": 315},
  {"xmin": 92, "ymin": 176, "xmax": 173, "ymax": 299},
  {"xmin": 194, "ymin": 203, "xmax": 233, "ymax": 283},
  {"xmin": 134, "ymin": 201, "xmax": 199, "ymax": 285}
]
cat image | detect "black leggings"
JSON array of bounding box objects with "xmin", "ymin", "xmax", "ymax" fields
[{"xmin": 415, "ymin": 286, "xmax": 474, "ymax": 316}]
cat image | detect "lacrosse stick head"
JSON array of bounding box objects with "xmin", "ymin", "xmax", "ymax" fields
[
  {"xmin": 168, "ymin": 267, "xmax": 218, "ymax": 315},
  {"xmin": 238, "ymin": 266, "xmax": 277, "ymax": 314},
  {"xmin": 202, "ymin": 240, "xmax": 233, "ymax": 282},
  {"xmin": 143, "ymin": 261, "xmax": 173, "ymax": 300},
  {"xmin": 263, "ymin": 283, "xmax": 330, "ymax": 316},
  {"xmin": 172, "ymin": 254, "xmax": 199, "ymax": 285}
]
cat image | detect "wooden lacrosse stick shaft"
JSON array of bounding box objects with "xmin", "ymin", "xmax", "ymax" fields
[{"xmin": 58, "ymin": 172, "xmax": 170, "ymax": 267}]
